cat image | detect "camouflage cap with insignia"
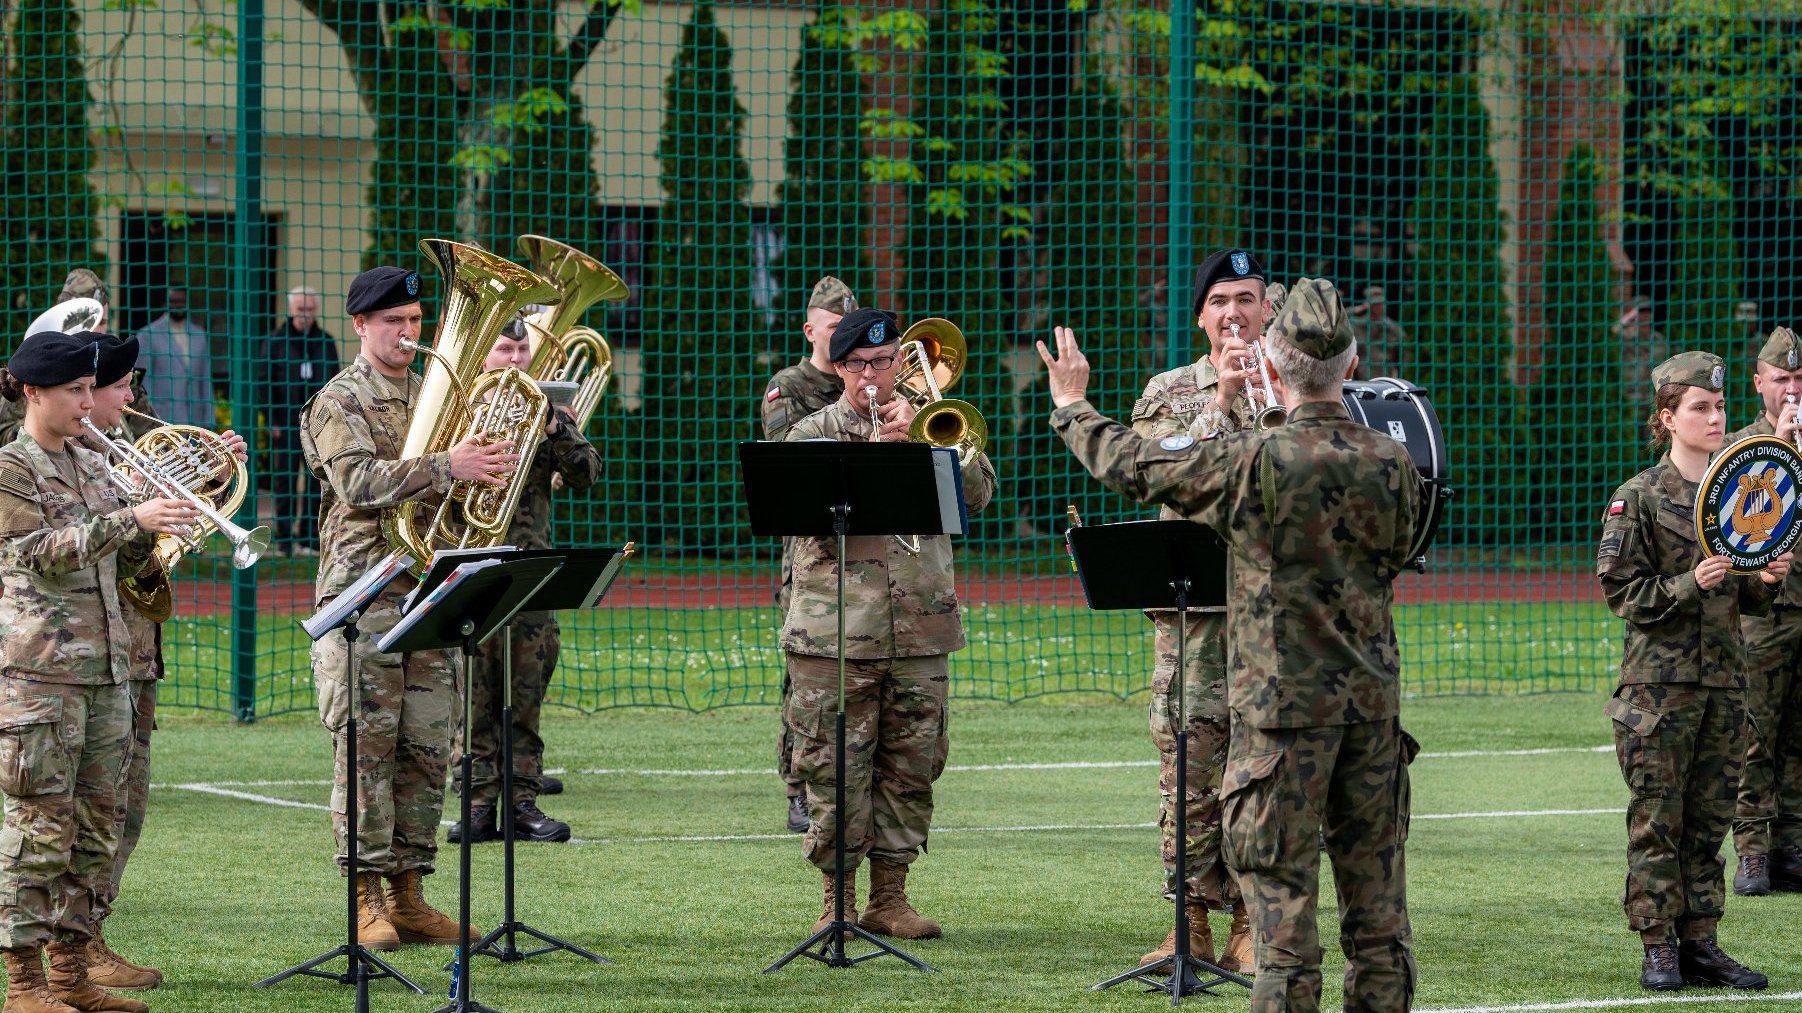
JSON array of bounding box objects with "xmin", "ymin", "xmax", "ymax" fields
[
  {"xmin": 1651, "ymin": 350, "xmax": 1725, "ymax": 395},
  {"xmin": 56, "ymin": 268, "xmax": 108, "ymax": 309},
  {"xmin": 807, "ymin": 276, "xmax": 858, "ymax": 316},
  {"xmin": 1758, "ymin": 327, "xmax": 1802, "ymax": 371},
  {"xmin": 1264, "ymin": 277, "xmax": 1352, "ymax": 360}
]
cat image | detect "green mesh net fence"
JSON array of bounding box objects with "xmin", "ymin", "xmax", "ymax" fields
[{"xmin": 2, "ymin": 0, "xmax": 1798, "ymax": 717}]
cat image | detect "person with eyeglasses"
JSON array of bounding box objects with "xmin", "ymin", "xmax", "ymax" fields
[{"xmin": 778, "ymin": 307, "xmax": 995, "ymax": 941}]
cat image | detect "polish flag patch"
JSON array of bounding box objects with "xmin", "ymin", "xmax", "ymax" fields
[
  {"xmin": 766, "ymin": 387, "xmax": 783, "ymax": 402},
  {"xmin": 1607, "ymin": 499, "xmax": 1626, "ymax": 517}
]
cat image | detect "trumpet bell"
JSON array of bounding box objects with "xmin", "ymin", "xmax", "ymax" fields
[
  {"xmin": 909, "ymin": 398, "xmax": 987, "ymax": 455},
  {"xmin": 1257, "ymin": 404, "xmax": 1288, "ymax": 430}
]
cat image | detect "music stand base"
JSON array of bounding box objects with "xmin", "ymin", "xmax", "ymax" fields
[
  {"xmin": 763, "ymin": 921, "xmax": 937, "ymax": 973},
  {"xmin": 252, "ymin": 942, "xmax": 427, "ymax": 997},
  {"xmin": 1089, "ymin": 953, "xmax": 1250, "ymax": 1003},
  {"xmin": 469, "ymin": 922, "xmax": 609, "ymax": 965}
]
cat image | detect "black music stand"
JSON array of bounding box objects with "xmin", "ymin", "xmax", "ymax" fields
[
  {"xmin": 1070, "ymin": 521, "xmax": 1251, "ymax": 1004},
  {"xmin": 257, "ymin": 553, "xmax": 426, "ymax": 1011},
  {"xmin": 378, "ymin": 550, "xmax": 567, "ymax": 1013},
  {"xmin": 426, "ymin": 546, "xmax": 633, "ymax": 966},
  {"xmin": 740, "ymin": 439, "xmax": 965, "ymax": 974}
]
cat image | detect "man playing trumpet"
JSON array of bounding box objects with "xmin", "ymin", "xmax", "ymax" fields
[{"xmin": 780, "ymin": 307, "xmax": 995, "ymax": 939}]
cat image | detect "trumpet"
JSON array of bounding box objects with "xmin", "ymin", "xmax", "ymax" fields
[
  {"xmin": 82, "ymin": 416, "xmax": 270, "ymax": 619},
  {"xmin": 1235, "ymin": 322, "xmax": 1286, "ymax": 430}
]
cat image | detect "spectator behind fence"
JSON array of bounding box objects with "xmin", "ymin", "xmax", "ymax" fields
[
  {"xmin": 261, "ymin": 285, "xmax": 338, "ymax": 555},
  {"xmin": 134, "ymin": 288, "xmax": 215, "ymax": 428}
]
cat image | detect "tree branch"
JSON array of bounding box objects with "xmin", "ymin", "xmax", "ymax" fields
[
  {"xmin": 557, "ymin": 0, "xmax": 622, "ymax": 85},
  {"xmin": 297, "ymin": 0, "xmax": 386, "ymax": 112}
]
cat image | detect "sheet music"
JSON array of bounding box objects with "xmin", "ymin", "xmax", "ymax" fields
[
  {"xmin": 403, "ymin": 544, "xmax": 517, "ymax": 613},
  {"xmin": 376, "ymin": 559, "xmax": 500, "ymax": 653},
  {"xmin": 300, "ymin": 551, "xmax": 415, "ymax": 641},
  {"xmin": 931, "ymin": 447, "xmax": 968, "ymax": 536}
]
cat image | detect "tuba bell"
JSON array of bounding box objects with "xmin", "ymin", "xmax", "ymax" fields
[
  {"xmin": 382, "ymin": 239, "xmax": 562, "ymax": 576},
  {"xmin": 891, "ymin": 317, "xmax": 988, "ymax": 457},
  {"xmin": 517, "ymin": 235, "xmax": 629, "ymax": 432}
]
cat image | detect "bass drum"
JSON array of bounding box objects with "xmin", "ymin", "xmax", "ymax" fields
[{"xmin": 1341, "ymin": 377, "xmax": 1453, "ymax": 568}]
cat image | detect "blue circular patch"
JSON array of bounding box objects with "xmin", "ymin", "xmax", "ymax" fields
[
  {"xmin": 1159, "ymin": 434, "xmax": 1195, "ymax": 452},
  {"xmin": 869, "ymin": 321, "xmax": 886, "ymax": 344},
  {"xmin": 1231, "ymin": 252, "xmax": 1250, "ymax": 276},
  {"xmin": 405, "ymin": 272, "xmax": 420, "ymax": 296}
]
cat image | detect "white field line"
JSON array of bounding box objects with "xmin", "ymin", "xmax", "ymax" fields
[
  {"xmin": 169, "ymin": 783, "xmax": 330, "ymax": 812},
  {"xmin": 1419, "ymin": 992, "xmax": 1802, "ymax": 1013},
  {"xmin": 152, "ymin": 744, "xmax": 1617, "ymax": 792}
]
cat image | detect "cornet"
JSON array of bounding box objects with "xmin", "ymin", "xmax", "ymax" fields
[{"xmin": 1235, "ymin": 322, "xmax": 1286, "ymax": 429}]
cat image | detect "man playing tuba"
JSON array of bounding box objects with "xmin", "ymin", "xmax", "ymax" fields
[{"xmin": 299, "ymin": 266, "xmax": 517, "ymax": 949}]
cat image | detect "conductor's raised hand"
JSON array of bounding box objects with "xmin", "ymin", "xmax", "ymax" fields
[
  {"xmin": 1036, "ymin": 326, "xmax": 1091, "ymax": 408},
  {"xmin": 448, "ymin": 433, "xmax": 518, "ymax": 487}
]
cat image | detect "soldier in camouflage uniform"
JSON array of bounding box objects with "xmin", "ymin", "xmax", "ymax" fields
[
  {"xmin": 1597, "ymin": 350, "xmax": 1788, "ymax": 991},
  {"xmin": 0, "ymin": 330, "xmax": 201, "ymax": 1013},
  {"xmin": 781, "ymin": 307, "xmax": 995, "ymax": 939},
  {"xmin": 300, "ymin": 266, "xmax": 516, "ymax": 949},
  {"xmin": 1727, "ymin": 327, "xmax": 1802, "ymax": 897},
  {"xmin": 1041, "ymin": 280, "xmax": 1423, "ymax": 1013},
  {"xmin": 1, "ymin": 276, "xmax": 158, "ymax": 449},
  {"xmin": 447, "ymin": 316, "xmax": 602, "ymax": 845},
  {"xmin": 763, "ymin": 276, "xmax": 858, "ymax": 834},
  {"xmin": 1130, "ymin": 249, "xmax": 1263, "ymax": 973}
]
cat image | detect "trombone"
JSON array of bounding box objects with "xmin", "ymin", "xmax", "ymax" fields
[{"xmin": 891, "ymin": 318, "xmax": 987, "ymax": 458}]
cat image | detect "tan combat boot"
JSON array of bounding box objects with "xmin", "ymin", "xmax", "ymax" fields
[
  {"xmin": 355, "ymin": 872, "xmax": 400, "ymax": 951},
  {"xmin": 84, "ymin": 924, "xmax": 160, "ymax": 991},
  {"xmin": 812, "ymin": 870, "xmax": 859, "ymax": 936},
  {"xmin": 1139, "ymin": 901, "xmax": 1213, "ymax": 969},
  {"xmin": 3, "ymin": 948, "xmax": 77, "ymax": 1013},
  {"xmin": 383, "ymin": 869, "xmax": 479, "ymax": 946},
  {"xmin": 1217, "ymin": 905, "xmax": 1254, "ymax": 974},
  {"xmin": 858, "ymin": 859, "xmax": 941, "ymax": 939},
  {"xmin": 43, "ymin": 942, "xmax": 146, "ymax": 1013}
]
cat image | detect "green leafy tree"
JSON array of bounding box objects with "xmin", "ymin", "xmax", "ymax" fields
[
  {"xmin": 0, "ymin": 0, "xmax": 105, "ymax": 347},
  {"xmin": 642, "ymin": 1, "xmax": 758, "ymax": 551}
]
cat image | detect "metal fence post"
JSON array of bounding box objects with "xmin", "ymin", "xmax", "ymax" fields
[
  {"xmin": 1165, "ymin": 0, "xmax": 1197, "ymax": 372},
  {"xmin": 230, "ymin": 0, "xmax": 265, "ymax": 721}
]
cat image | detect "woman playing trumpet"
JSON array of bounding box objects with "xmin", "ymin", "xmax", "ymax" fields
[{"xmin": 0, "ymin": 330, "xmax": 197, "ymax": 1013}]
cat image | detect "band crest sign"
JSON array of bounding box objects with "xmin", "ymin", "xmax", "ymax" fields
[{"xmin": 1696, "ymin": 435, "xmax": 1802, "ymax": 572}]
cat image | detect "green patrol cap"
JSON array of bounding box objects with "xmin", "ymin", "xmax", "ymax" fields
[
  {"xmin": 1757, "ymin": 327, "xmax": 1802, "ymax": 371},
  {"xmin": 1265, "ymin": 281, "xmax": 1288, "ymax": 317},
  {"xmin": 1264, "ymin": 277, "xmax": 1351, "ymax": 360},
  {"xmin": 807, "ymin": 276, "xmax": 858, "ymax": 316},
  {"xmin": 1651, "ymin": 350, "xmax": 1725, "ymax": 395}
]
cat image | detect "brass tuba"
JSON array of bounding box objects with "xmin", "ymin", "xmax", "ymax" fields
[
  {"xmin": 517, "ymin": 235, "xmax": 629, "ymax": 431},
  {"xmin": 382, "ymin": 239, "xmax": 562, "ymax": 576},
  {"xmin": 85, "ymin": 409, "xmax": 269, "ymax": 621},
  {"xmin": 892, "ymin": 317, "xmax": 987, "ymax": 456}
]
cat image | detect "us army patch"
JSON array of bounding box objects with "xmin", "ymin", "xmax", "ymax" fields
[
  {"xmin": 0, "ymin": 460, "xmax": 35, "ymax": 500},
  {"xmin": 1159, "ymin": 435, "xmax": 1196, "ymax": 452},
  {"xmin": 1131, "ymin": 397, "xmax": 1153, "ymax": 420}
]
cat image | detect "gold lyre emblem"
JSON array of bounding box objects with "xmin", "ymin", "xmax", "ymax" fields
[{"xmin": 1735, "ymin": 469, "xmax": 1784, "ymax": 547}]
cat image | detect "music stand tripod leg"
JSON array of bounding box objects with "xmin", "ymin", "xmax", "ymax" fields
[
  {"xmin": 429, "ymin": 627, "xmax": 503, "ymax": 1013},
  {"xmin": 254, "ymin": 615, "xmax": 426, "ymax": 1005},
  {"xmin": 468, "ymin": 624, "xmax": 609, "ymax": 966},
  {"xmin": 765, "ymin": 502, "xmax": 936, "ymax": 974}
]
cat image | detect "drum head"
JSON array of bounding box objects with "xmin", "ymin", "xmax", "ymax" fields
[{"xmin": 1343, "ymin": 377, "xmax": 1450, "ymax": 564}]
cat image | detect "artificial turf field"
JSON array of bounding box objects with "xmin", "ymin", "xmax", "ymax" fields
[{"xmin": 118, "ymin": 693, "xmax": 1802, "ymax": 1012}]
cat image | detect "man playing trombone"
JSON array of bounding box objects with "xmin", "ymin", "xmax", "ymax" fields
[
  {"xmin": 780, "ymin": 307, "xmax": 995, "ymax": 939},
  {"xmin": 1126, "ymin": 248, "xmax": 1266, "ymax": 974},
  {"xmin": 299, "ymin": 266, "xmax": 517, "ymax": 949}
]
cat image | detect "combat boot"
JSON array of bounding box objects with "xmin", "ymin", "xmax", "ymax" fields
[
  {"xmin": 1771, "ymin": 845, "xmax": 1802, "ymax": 891},
  {"xmin": 1640, "ymin": 943, "xmax": 1681, "ymax": 991},
  {"xmin": 355, "ymin": 872, "xmax": 400, "ymax": 951},
  {"xmin": 1733, "ymin": 854, "xmax": 1771, "ymax": 896},
  {"xmin": 511, "ymin": 801, "xmax": 571, "ymax": 843},
  {"xmin": 786, "ymin": 795, "xmax": 809, "ymax": 834},
  {"xmin": 84, "ymin": 925, "xmax": 160, "ymax": 991},
  {"xmin": 1138, "ymin": 902, "xmax": 1212, "ymax": 969},
  {"xmin": 539, "ymin": 775, "xmax": 564, "ymax": 796},
  {"xmin": 447, "ymin": 805, "xmax": 497, "ymax": 845},
  {"xmin": 3, "ymin": 948, "xmax": 77, "ymax": 1013},
  {"xmin": 384, "ymin": 869, "xmax": 480, "ymax": 946},
  {"xmin": 859, "ymin": 859, "xmax": 941, "ymax": 940},
  {"xmin": 1678, "ymin": 939, "xmax": 1767, "ymax": 990},
  {"xmin": 812, "ymin": 870, "xmax": 859, "ymax": 936},
  {"xmin": 43, "ymin": 942, "xmax": 146, "ymax": 1013},
  {"xmin": 1217, "ymin": 905, "xmax": 1254, "ymax": 974}
]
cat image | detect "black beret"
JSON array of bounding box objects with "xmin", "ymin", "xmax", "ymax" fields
[
  {"xmin": 1190, "ymin": 248, "xmax": 1266, "ymax": 316},
  {"xmin": 830, "ymin": 307, "xmax": 900, "ymax": 363},
  {"xmin": 345, "ymin": 266, "xmax": 423, "ymax": 316},
  {"xmin": 95, "ymin": 333, "xmax": 140, "ymax": 387},
  {"xmin": 8, "ymin": 330, "xmax": 100, "ymax": 386}
]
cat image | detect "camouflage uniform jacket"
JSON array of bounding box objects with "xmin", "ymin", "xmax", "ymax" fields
[
  {"xmin": 0, "ymin": 433, "xmax": 155, "ymax": 685},
  {"xmin": 1597, "ymin": 456, "xmax": 1776, "ymax": 688},
  {"xmin": 1726, "ymin": 413, "xmax": 1802, "ymax": 608},
  {"xmin": 1053, "ymin": 397, "xmax": 1420, "ymax": 729},
  {"xmin": 781, "ymin": 396, "xmax": 997, "ymax": 659},
  {"xmin": 76, "ymin": 418, "xmax": 167, "ymax": 681},
  {"xmin": 762, "ymin": 359, "xmax": 842, "ymax": 442},
  {"xmin": 0, "ymin": 374, "xmax": 158, "ymax": 447},
  {"xmin": 300, "ymin": 355, "xmax": 456, "ymax": 604},
  {"xmin": 1132, "ymin": 356, "xmax": 1255, "ymax": 615},
  {"xmin": 505, "ymin": 417, "xmax": 602, "ymax": 551}
]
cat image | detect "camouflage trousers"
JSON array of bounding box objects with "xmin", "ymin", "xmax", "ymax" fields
[
  {"xmin": 774, "ymin": 574, "xmax": 802, "ymax": 796},
  {"xmin": 456, "ymin": 611, "xmax": 557, "ymax": 807},
  {"xmin": 1222, "ymin": 717, "xmax": 1418, "ymax": 1013},
  {"xmin": 312, "ymin": 598, "xmax": 459, "ymax": 876},
  {"xmin": 1734, "ymin": 609, "xmax": 1802, "ymax": 857},
  {"xmin": 0, "ymin": 678, "xmax": 133, "ymax": 950},
  {"xmin": 784, "ymin": 652, "xmax": 949, "ymax": 871},
  {"xmin": 1607, "ymin": 682, "xmax": 1743, "ymax": 942},
  {"xmin": 1147, "ymin": 611, "xmax": 1237, "ymax": 909},
  {"xmin": 93, "ymin": 679, "xmax": 156, "ymax": 923}
]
